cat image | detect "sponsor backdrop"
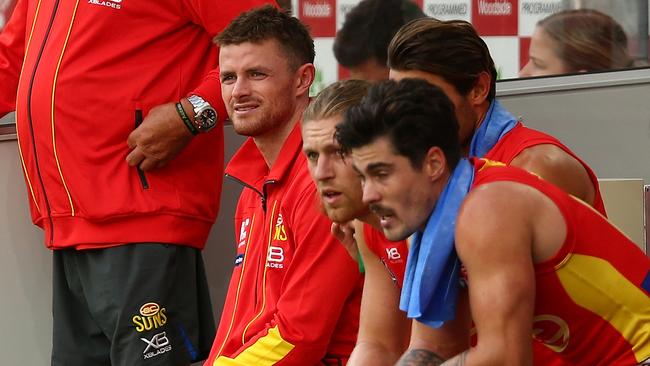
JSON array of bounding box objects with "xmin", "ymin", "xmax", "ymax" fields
[{"xmin": 296, "ymin": 0, "xmax": 565, "ymax": 94}]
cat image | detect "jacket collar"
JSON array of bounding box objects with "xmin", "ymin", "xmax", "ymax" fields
[{"xmin": 225, "ymin": 122, "xmax": 303, "ymax": 192}]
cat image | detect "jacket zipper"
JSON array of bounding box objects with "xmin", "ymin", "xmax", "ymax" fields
[
  {"xmin": 225, "ymin": 174, "xmax": 268, "ymax": 211},
  {"xmin": 26, "ymin": 0, "xmax": 62, "ymax": 245},
  {"xmin": 225, "ymin": 174, "xmax": 277, "ymax": 307},
  {"xmin": 134, "ymin": 110, "xmax": 149, "ymax": 189}
]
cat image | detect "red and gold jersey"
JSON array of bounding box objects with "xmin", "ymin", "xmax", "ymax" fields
[
  {"xmin": 473, "ymin": 160, "xmax": 650, "ymax": 365},
  {"xmin": 363, "ymin": 223, "xmax": 408, "ymax": 288},
  {"xmin": 485, "ymin": 122, "xmax": 606, "ymax": 216}
]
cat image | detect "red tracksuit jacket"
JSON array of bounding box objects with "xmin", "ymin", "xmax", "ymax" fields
[
  {"xmin": 207, "ymin": 123, "xmax": 363, "ymax": 365},
  {"xmin": 0, "ymin": 0, "xmax": 271, "ymax": 249}
]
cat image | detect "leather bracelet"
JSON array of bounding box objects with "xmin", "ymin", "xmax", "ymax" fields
[{"xmin": 175, "ymin": 102, "xmax": 198, "ymax": 135}]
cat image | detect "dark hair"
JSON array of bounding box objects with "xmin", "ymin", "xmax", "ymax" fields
[
  {"xmin": 333, "ymin": 0, "xmax": 425, "ymax": 68},
  {"xmin": 303, "ymin": 79, "xmax": 371, "ymax": 123},
  {"xmin": 388, "ymin": 18, "xmax": 497, "ymax": 101},
  {"xmin": 538, "ymin": 9, "xmax": 633, "ymax": 72},
  {"xmin": 336, "ymin": 78, "xmax": 461, "ymax": 170},
  {"xmin": 215, "ymin": 5, "xmax": 315, "ymax": 70}
]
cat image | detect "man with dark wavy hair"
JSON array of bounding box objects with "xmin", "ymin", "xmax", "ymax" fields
[{"xmin": 386, "ymin": 18, "xmax": 608, "ymax": 365}]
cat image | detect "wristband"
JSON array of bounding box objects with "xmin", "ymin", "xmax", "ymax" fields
[{"xmin": 175, "ymin": 102, "xmax": 198, "ymax": 135}]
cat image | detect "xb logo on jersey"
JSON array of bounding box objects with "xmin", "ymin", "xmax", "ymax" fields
[
  {"xmin": 386, "ymin": 247, "xmax": 401, "ymax": 261},
  {"xmin": 267, "ymin": 246, "xmax": 285, "ymax": 269},
  {"xmin": 88, "ymin": 0, "xmax": 123, "ymax": 9}
]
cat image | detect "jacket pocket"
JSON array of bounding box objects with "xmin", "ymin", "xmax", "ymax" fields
[{"xmin": 134, "ymin": 109, "xmax": 149, "ymax": 189}]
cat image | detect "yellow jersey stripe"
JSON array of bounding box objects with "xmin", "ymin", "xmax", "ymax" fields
[
  {"xmin": 557, "ymin": 254, "xmax": 650, "ymax": 361},
  {"xmin": 215, "ymin": 326, "xmax": 295, "ymax": 366}
]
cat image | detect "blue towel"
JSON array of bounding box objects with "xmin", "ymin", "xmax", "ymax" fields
[{"xmin": 399, "ymin": 100, "xmax": 518, "ymax": 327}]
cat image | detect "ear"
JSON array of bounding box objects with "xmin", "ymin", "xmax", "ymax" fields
[
  {"xmin": 468, "ymin": 71, "xmax": 491, "ymax": 106},
  {"xmin": 294, "ymin": 63, "xmax": 316, "ymax": 97},
  {"xmin": 423, "ymin": 146, "xmax": 447, "ymax": 182}
]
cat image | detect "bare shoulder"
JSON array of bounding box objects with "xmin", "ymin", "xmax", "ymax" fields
[
  {"xmin": 512, "ymin": 143, "xmax": 578, "ymax": 171},
  {"xmin": 455, "ymin": 181, "xmax": 536, "ymax": 257},
  {"xmin": 457, "ymin": 179, "xmax": 567, "ymax": 264},
  {"xmin": 511, "ymin": 144, "xmax": 595, "ymax": 203},
  {"xmin": 457, "ymin": 180, "xmax": 535, "ymax": 229}
]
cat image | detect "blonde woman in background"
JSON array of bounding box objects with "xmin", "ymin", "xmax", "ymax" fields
[{"xmin": 519, "ymin": 9, "xmax": 634, "ymax": 77}]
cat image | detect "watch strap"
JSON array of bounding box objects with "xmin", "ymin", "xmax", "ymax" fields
[{"xmin": 175, "ymin": 102, "xmax": 198, "ymax": 135}]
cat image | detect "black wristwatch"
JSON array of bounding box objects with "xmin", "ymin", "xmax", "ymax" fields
[{"xmin": 187, "ymin": 95, "xmax": 217, "ymax": 133}]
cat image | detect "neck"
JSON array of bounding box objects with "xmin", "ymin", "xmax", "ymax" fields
[
  {"xmin": 461, "ymin": 101, "xmax": 491, "ymax": 156},
  {"xmin": 255, "ymin": 96, "xmax": 310, "ymax": 168},
  {"xmin": 418, "ymin": 170, "xmax": 452, "ymax": 232}
]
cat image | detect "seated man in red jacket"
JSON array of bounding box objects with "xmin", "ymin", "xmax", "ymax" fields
[
  {"xmin": 204, "ymin": 6, "xmax": 363, "ymax": 366},
  {"xmin": 336, "ymin": 78, "xmax": 650, "ymax": 366}
]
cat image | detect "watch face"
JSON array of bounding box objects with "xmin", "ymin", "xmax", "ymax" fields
[{"xmin": 198, "ymin": 109, "xmax": 217, "ymax": 130}]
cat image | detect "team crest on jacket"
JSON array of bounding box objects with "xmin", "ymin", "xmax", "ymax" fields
[{"xmin": 273, "ymin": 214, "xmax": 287, "ymax": 241}]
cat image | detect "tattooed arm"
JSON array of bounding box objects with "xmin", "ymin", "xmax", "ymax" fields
[
  {"xmin": 396, "ymin": 290, "xmax": 471, "ymax": 366},
  {"xmin": 396, "ymin": 349, "xmax": 446, "ymax": 366}
]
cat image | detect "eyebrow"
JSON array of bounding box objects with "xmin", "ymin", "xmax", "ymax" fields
[
  {"xmin": 366, "ymin": 162, "xmax": 393, "ymax": 172},
  {"xmin": 219, "ymin": 66, "xmax": 273, "ymax": 77},
  {"xmin": 219, "ymin": 70, "xmax": 235, "ymax": 79},
  {"xmin": 353, "ymin": 161, "xmax": 393, "ymax": 176},
  {"xmin": 248, "ymin": 66, "xmax": 272, "ymax": 73}
]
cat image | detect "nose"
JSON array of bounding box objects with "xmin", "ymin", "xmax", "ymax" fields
[
  {"xmin": 231, "ymin": 77, "xmax": 250, "ymax": 99},
  {"xmin": 314, "ymin": 155, "xmax": 334, "ymax": 181},
  {"xmin": 519, "ymin": 61, "xmax": 533, "ymax": 78},
  {"xmin": 361, "ymin": 179, "xmax": 380, "ymax": 205}
]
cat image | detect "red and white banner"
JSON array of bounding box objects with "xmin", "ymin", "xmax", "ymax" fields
[{"xmin": 295, "ymin": 0, "xmax": 567, "ymax": 90}]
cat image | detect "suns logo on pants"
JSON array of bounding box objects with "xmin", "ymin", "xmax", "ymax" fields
[{"xmin": 132, "ymin": 302, "xmax": 168, "ymax": 332}]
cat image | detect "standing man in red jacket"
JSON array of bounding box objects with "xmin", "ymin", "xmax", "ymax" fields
[
  {"xmin": 0, "ymin": 0, "xmax": 273, "ymax": 365},
  {"xmin": 205, "ymin": 6, "xmax": 363, "ymax": 365}
]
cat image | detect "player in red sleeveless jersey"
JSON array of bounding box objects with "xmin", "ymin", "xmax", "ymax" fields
[
  {"xmin": 337, "ymin": 79, "xmax": 650, "ymax": 366},
  {"xmin": 385, "ymin": 18, "xmax": 607, "ymax": 365}
]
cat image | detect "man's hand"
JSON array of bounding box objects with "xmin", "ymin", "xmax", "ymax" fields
[
  {"xmin": 331, "ymin": 221, "xmax": 359, "ymax": 261},
  {"xmin": 126, "ymin": 101, "xmax": 194, "ymax": 171}
]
